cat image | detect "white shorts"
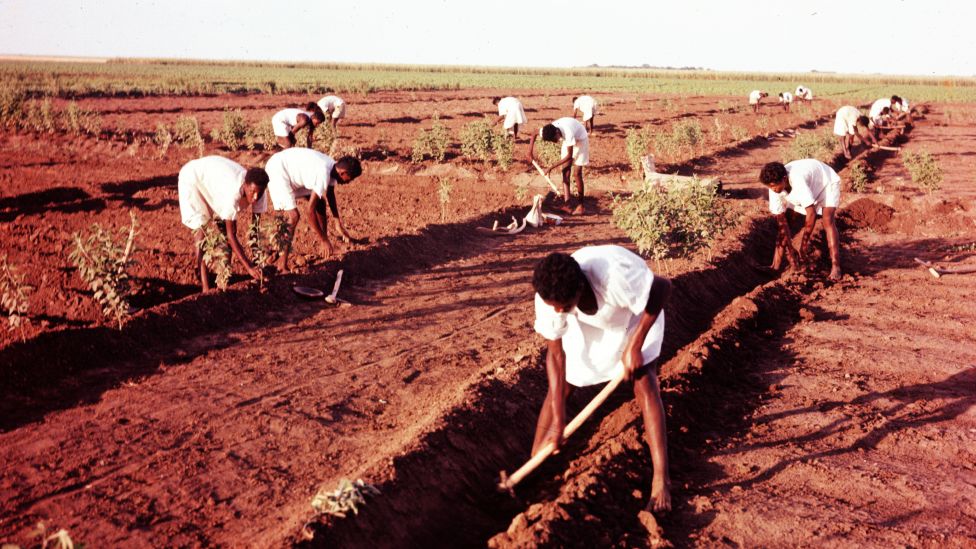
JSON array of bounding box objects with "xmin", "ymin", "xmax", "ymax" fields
[
  {"xmin": 331, "ymin": 102, "xmax": 346, "ymax": 119},
  {"xmin": 579, "ymin": 108, "xmax": 595, "ymax": 122},
  {"xmin": 792, "ymin": 179, "xmax": 841, "ymax": 216},
  {"xmin": 562, "ymin": 138, "xmax": 590, "ymax": 167},
  {"xmin": 271, "ymin": 112, "xmax": 294, "ymax": 138},
  {"xmin": 503, "ymin": 108, "xmax": 526, "ymax": 129},
  {"xmin": 178, "ymin": 168, "xmax": 214, "ymax": 231}
]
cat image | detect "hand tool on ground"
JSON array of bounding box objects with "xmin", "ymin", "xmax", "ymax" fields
[
  {"xmin": 498, "ymin": 370, "xmax": 626, "ymax": 493},
  {"xmin": 914, "ymin": 257, "xmax": 976, "ymax": 278},
  {"xmin": 325, "ymin": 269, "xmax": 344, "ymax": 303}
]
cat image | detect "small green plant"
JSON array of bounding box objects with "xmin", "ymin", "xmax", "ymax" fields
[
  {"xmin": 154, "ymin": 122, "xmax": 173, "ymax": 157},
  {"xmin": 730, "ymin": 125, "xmax": 749, "ymax": 141},
  {"xmin": 263, "ymin": 215, "xmax": 293, "ymax": 260},
  {"xmin": 711, "ymin": 117, "xmax": 726, "ymax": 144},
  {"xmin": 755, "ymin": 115, "xmax": 770, "ymax": 136},
  {"xmin": 199, "ymin": 225, "xmax": 233, "ymax": 290},
  {"xmin": 69, "ymin": 212, "xmax": 138, "ymax": 329},
  {"xmin": 902, "ymin": 149, "xmax": 943, "ymax": 193},
  {"xmin": 783, "ymin": 130, "xmax": 835, "ymax": 164},
  {"xmin": 0, "ymin": 255, "xmax": 32, "ymax": 341},
  {"xmin": 411, "ymin": 117, "xmax": 451, "ymax": 163},
  {"xmin": 717, "ymin": 99, "xmax": 740, "ymax": 114},
  {"xmin": 672, "ymin": 118, "xmax": 703, "ymax": 153},
  {"xmin": 848, "ymin": 160, "xmax": 869, "ymax": 192},
  {"xmin": 247, "ymin": 215, "xmax": 271, "ymax": 269},
  {"xmin": 210, "ymin": 109, "xmax": 249, "ymax": 150},
  {"xmin": 514, "ymin": 179, "xmax": 529, "ymax": 202},
  {"xmin": 626, "ymin": 127, "xmax": 652, "ymax": 172},
  {"xmin": 24, "ymin": 98, "xmax": 58, "ymax": 134},
  {"xmin": 310, "ymin": 478, "xmax": 380, "ymax": 518},
  {"xmin": 612, "ymin": 178, "xmax": 734, "ymax": 260},
  {"xmin": 437, "ymin": 178, "xmax": 453, "ymax": 221},
  {"xmin": 173, "ymin": 115, "xmax": 205, "ymax": 155}
]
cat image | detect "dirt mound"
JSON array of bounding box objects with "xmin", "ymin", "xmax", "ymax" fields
[{"xmin": 840, "ymin": 198, "xmax": 894, "ymax": 230}]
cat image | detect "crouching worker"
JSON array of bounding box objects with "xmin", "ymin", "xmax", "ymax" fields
[
  {"xmin": 834, "ymin": 106, "xmax": 878, "ymax": 159},
  {"xmin": 531, "ymin": 246, "xmax": 672, "ymax": 512},
  {"xmin": 178, "ymin": 156, "xmax": 269, "ymax": 292},
  {"xmin": 265, "ymin": 148, "xmax": 363, "ymax": 272},
  {"xmin": 759, "ymin": 160, "xmax": 843, "ymax": 280},
  {"xmin": 528, "ymin": 118, "xmax": 590, "ymax": 215}
]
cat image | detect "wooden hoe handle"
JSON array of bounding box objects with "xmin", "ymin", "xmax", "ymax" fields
[
  {"xmin": 498, "ymin": 370, "xmax": 626, "ymax": 492},
  {"xmin": 531, "ymin": 160, "xmax": 562, "ymax": 196}
]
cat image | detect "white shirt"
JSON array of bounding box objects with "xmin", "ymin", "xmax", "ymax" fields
[
  {"xmin": 275, "ymin": 108, "xmax": 309, "ymax": 126},
  {"xmin": 266, "ymin": 148, "xmax": 337, "ymax": 199},
  {"xmin": 768, "ymin": 159, "xmax": 841, "ymax": 215},
  {"xmin": 869, "ymin": 98, "xmax": 892, "ymax": 120},
  {"xmin": 550, "ymin": 117, "xmax": 588, "ymax": 147},
  {"xmin": 497, "ymin": 96, "xmax": 522, "ymax": 117},
  {"xmin": 835, "ymin": 105, "xmax": 861, "ymax": 135},
  {"xmin": 317, "ymin": 95, "xmax": 344, "ymax": 112},
  {"xmin": 180, "ymin": 156, "xmax": 266, "ymax": 221},
  {"xmin": 795, "ymin": 86, "xmax": 813, "ymax": 99},
  {"xmin": 749, "ymin": 90, "xmax": 764, "ymax": 104},
  {"xmin": 534, "ymin": 245, "xmax": 665, "ymax": 387},
  {"xmin": 779, "ymin": 92, "xmax": 793, "ymax": 103},
  {"xmin": 573, "ymin": 95, "xmax": 597, "ymax": 115}
]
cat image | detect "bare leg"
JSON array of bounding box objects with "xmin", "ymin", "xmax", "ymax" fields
[
  {"xmin": 193, "ymin": 229, "xmax": 211, "ymax": 292},
  {"xmin": 572, "ymin": 165, "xmax": 586, "ymax": 215},
  {"xmin": 840, "ymin": 135, "xmax": 851, "ymax": 159},
  {"xmin": 512, "ymin": 123, "xmax": 519, "ymax": 140},
  {"xmin": 823, "ymin": 207, "xmax": 842, "ymax": 280},
  {"xmin": 634, "ymin": 366, "xmax": 671, "ymax": 512},
  {"xmin": 532, "ymin": 383, "xmax": 572, "ymax": 455},
  {"xmin": 277, "ymin": 210, "xmax": 300, "ymax": 273},
  {"xmin": 561, "ymin": 166, "xmax": 572, "ymax": 211}
]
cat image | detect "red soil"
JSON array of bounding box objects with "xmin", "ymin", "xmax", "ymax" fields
[{"xmin": 1, "ymin": 90, "xmax": 972, "ymax": 548}]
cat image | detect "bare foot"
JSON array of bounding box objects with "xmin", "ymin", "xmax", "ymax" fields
[
  {"xmin": 829, "ymin": 266, "xmax": 843, "ymax": 281},
  {"xmin": 648, "ymin": 478, "xmax": 672, "ymax": 513},
  {"xmin": 572, "ymin": 204, "xmax": 585, "ymax": 216}
]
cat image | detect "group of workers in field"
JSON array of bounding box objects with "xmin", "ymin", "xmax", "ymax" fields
[{"xmin": 176, "ymin": 86, "xmax": 913, "ymax": 514}]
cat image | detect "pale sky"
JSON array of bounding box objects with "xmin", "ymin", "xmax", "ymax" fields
[{"xmin": 1, "ymin": 0, "xmax": 973, "ymax": 76}]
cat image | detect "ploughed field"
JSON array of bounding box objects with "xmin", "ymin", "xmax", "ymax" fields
[{"xmin": 1, "ymin": 89, "xmax": 973, "ymax": 547}]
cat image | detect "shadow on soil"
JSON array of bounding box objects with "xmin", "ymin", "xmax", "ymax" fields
[
  {"xmin": 0, "ymin": 203, "xmax": 527, "ymax": 432},
  {"xmin": 299, "ymin": 217, "xmax": 786, "ymax": 548}
]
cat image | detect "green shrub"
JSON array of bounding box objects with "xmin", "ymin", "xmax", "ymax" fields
[
  {"xmin": 902, "ymin": 149, "xmax": 943, "ymax": 193},
  {"xmin": 848, "ymin": 161, "xmax": 869, "ymax": 192},
  {"xmin": 783, "ymin": 130, "xmax": 835, "ymax": 164},
  {"xmin": 612, "ymin": 178, "xmax": 734, "ymax": 260},
  {"xmin": 437, "ymin": 178, "xmax": 452, "ymax": 221},
  {"xmin": 460, "ymin": 119, "xmax": 495, "ymax": 161},
  {"xmin": 494, "ymin": 132, "xmax": 514, "ymax": 171},
  {"xmin": 173, "ymin": 115, "xmax": 204, "ymax": 155},
  {"xmin": 210, "ymin": 110, "xmax": 249, "ymax": 150},
  {"xmin": 24, "ymin": 99, "xmax": 58, "ymax": 133},
  {"xmin": 63, "ymin": 101, "xmax": 101, "ymax": 136},
  {"xmin": 69, "ymin": 212, "xmax": 138, "ymax": 329},
  {"xmin": 730, "ymin": 125, "xmax": 749, "ymax": 141},
  {"xmin": 626, "ymin": 127, "xmax": 652, "ymax": 172},
  {"xmin": 411, "ymin": 117, "xmax": 450, "ymax": 163},
  {"xmin": 245, "ymin": 122, "xmax": 277, "ymax": 151},
  {"xmin": 294, "ymin": 121, "xmax": 337, "ymax": 154}
]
